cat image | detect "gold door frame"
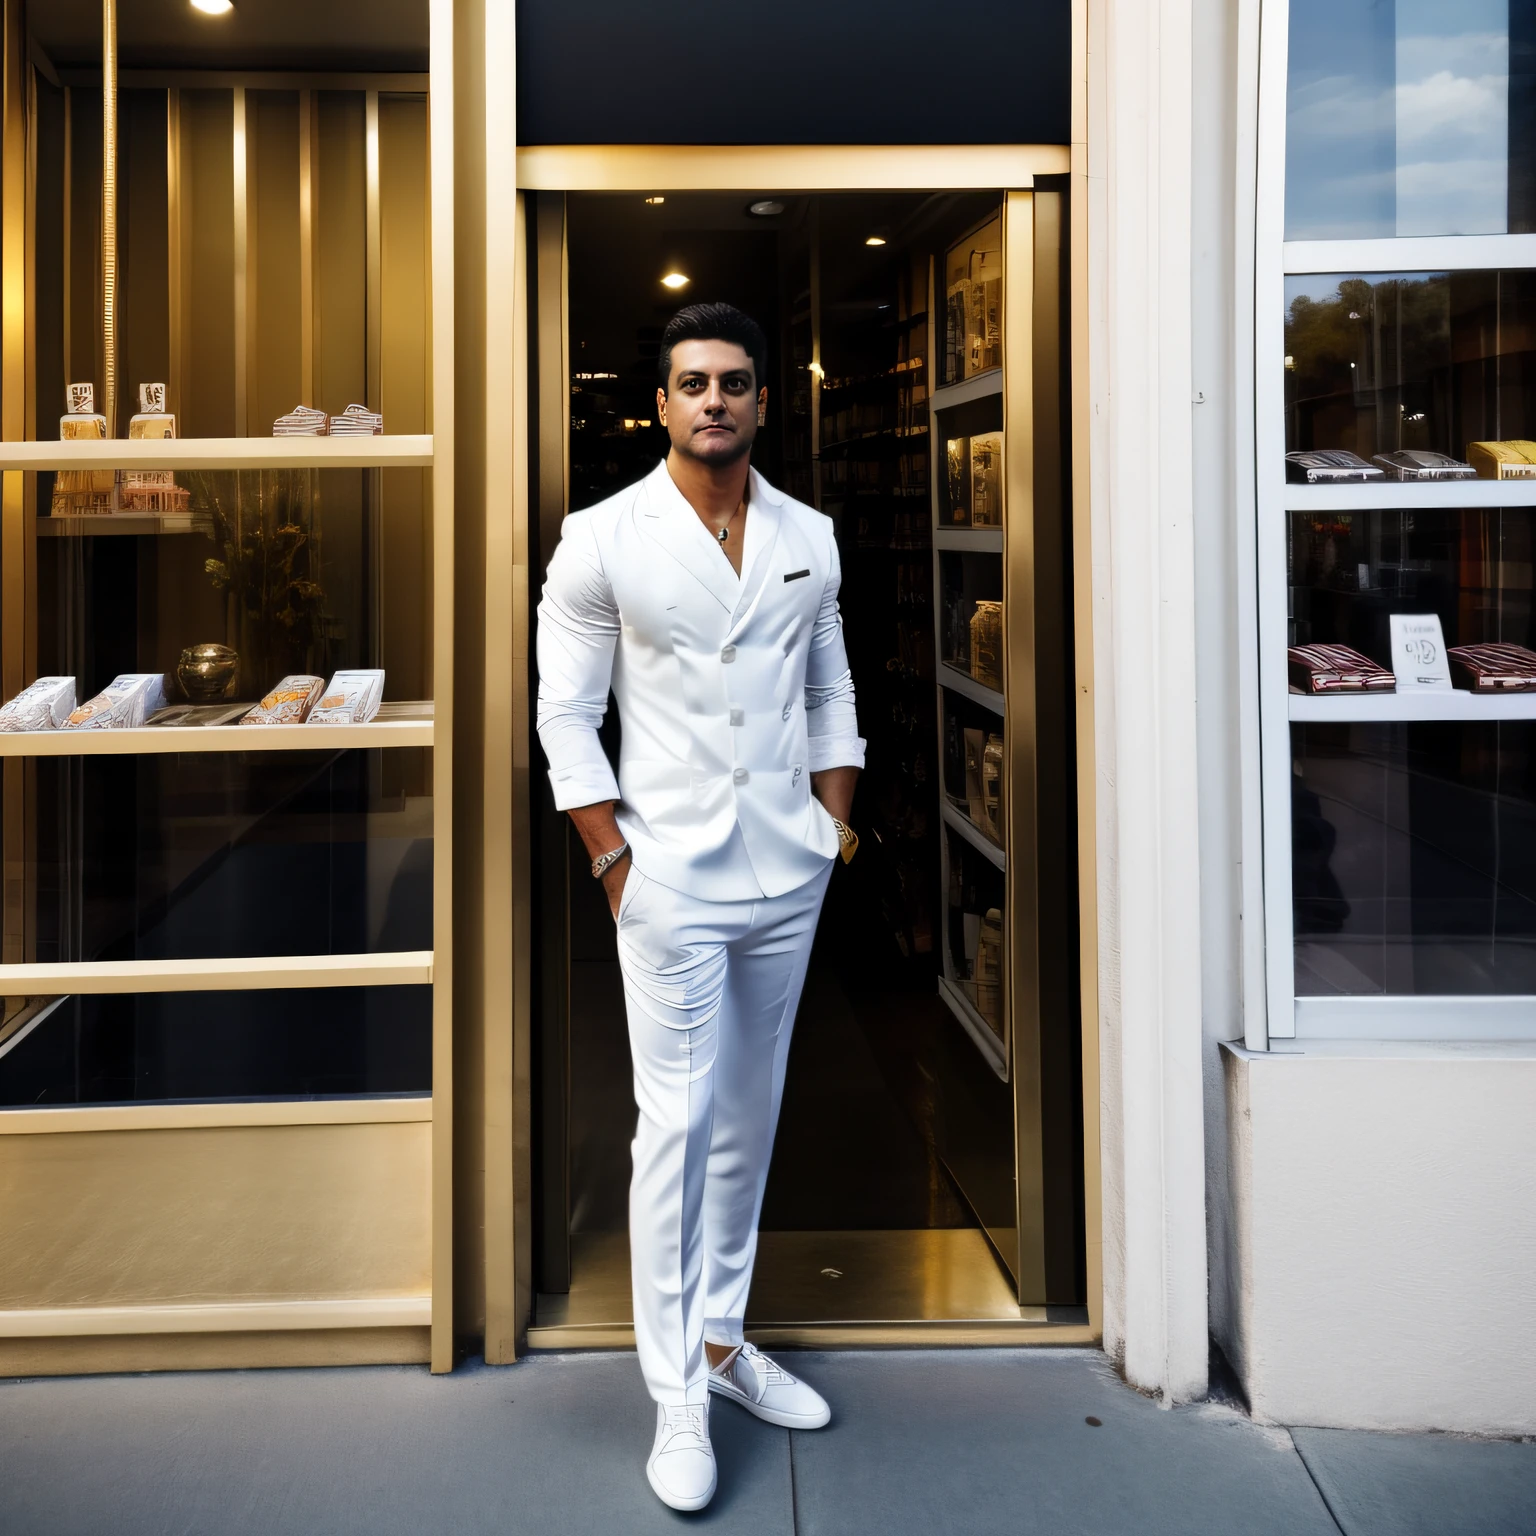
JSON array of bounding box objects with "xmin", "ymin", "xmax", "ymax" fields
[{"xmin": 491, "ymin": 142, "xmax": 1101, "ymax": 1351}]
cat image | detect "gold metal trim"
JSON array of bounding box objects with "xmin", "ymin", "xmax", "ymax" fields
[
  {"xmin": 0, "ymin": 1098, "xmax": 431, "ymax": 1135},
  {"xmin": 0, "ymin": 951, "xmax": 433, "ymax": 993},
  {"xmin": 0, "ymin": 434, "xmax": 434, "ymax": 470},
  {"xmin": 298, "ymin": 89, "xmax": 315, "ymax": 409},
  {"xmin": 0, "ymin": 1296, "xmax": 431, "ymax": 1336},
  {"xmin": 1002, "ymin": 190, "xmax": 1046, "ymax": 1300},
  {"xmin": 527, "ymin": 1322, "xmax": 1099, "ymax": 1351},
  {"xmin": 100, "ymin": 0, "xmax": 117, "ymax": 436},
  {"xmin": 232, "ymin": 86, "xmax": 248, "ymax": 436},
  {"xmin": 515, "ymin": 143, "xmax": 1069, "ymax": 191},
  {"xmin": 427, "ymin": 0, "xmax": 457, "ymax": 1377},
  {"xmin": 0, "ymin": 1326, "xmax": 430, "ymax": 1376},
  {"xmin": 166, "ymin": 87, "xmax": 182, "ymax": 422}
]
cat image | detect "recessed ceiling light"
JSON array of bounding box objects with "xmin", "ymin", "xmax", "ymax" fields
[
  {"xmin": 748, "ymin": 199, "xmax": 786, "ymax": 218},
  {"xmin": 190, "ymin": 0, "xmax": 234, "ymax": 14},
  {"xmin": 644, "ymin": 196, "xmax": 665, "ymax": 206},
  {"xmin": 661, "ymin": 272, "xmax": 690, "ymax": 290},
  {"xmin": 864, "ymin": 235, "xmax": 887, "ymax": 247}
]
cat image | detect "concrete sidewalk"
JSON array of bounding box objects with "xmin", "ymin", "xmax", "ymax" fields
[{"xmin": 3, "ymin": 1349, "xmax": 1534, "ymax": 1535}]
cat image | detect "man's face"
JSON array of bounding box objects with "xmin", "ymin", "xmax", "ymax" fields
[{"xmin": 657, "ymin": 339, "xmax": 767, "ymax": 466}]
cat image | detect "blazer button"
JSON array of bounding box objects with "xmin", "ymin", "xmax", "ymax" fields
[
  {"xmin": 781, "ymin": 702, "xmax": 792, "ymax": 720},
  {"xmin": 720, "ymin": 644, "xmax": 737, "ymax": 663},
  {"xmin": 729, "ymin": 707, "xmax": 744, "ymax": 726},
  {"xmin": 733, "ymin": 768, "xmax": 749, "ymax": 784}
]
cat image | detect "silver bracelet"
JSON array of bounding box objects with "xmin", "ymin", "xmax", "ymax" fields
[{"xmin": 591, "ymin": 842, "xmax": 629, "ymax": 880}]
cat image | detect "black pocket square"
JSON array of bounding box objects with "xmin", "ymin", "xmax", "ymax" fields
[{"xmin": 784, "ymin": 569, "xmax": 810, "ymax": 582}]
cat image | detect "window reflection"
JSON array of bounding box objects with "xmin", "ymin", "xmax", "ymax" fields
[
  {"xmin": 1288, "ymin": 507, "xmax": 1536, "ymax": 661},
  {"xmin": 1284, "ymin": 270, "xmax": 1536, "ymax": 459},
  {"xmin": 1287, "ymin": 0, "xmax": 1530, "ymax": 240},
  {"xmin": 1292, "ymin": 722, "xmax": 1536, "ymax": 995}
]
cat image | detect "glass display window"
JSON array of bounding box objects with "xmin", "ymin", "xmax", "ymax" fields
[
  {"xmin": 1291, "ymin": 721, "xmax": 1536, "ymax": 996},
  {"xmin": 1286, "ymin": 0, "xmax": 1534, "ymax": 240}
]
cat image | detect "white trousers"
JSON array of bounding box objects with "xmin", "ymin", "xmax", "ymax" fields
[{"xmin": 616, "ymin": 859, "xmax": 832, "ymax": 1407}]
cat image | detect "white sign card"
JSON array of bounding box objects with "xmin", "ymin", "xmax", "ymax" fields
[{"xmin": 1389, "ymin": 613, "xmax": 1452, "ymax": 690}]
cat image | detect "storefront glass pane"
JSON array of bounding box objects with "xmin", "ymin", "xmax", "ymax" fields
[
  {"xmin": 1288, "ymin": 506, "xmax": 1536, "ymax": 657},
  {"xmin": 29, "ymin": 748, "xmax": 432, "ymax": 965},
  {"xmin": 1286, "ymin": 0, "xmax": 1529, "ymax": 240},
  {"xmin": 1292, "ymin": 721, "xmax": 1536, "ymax": 995},
  {"xmin": 1283, "ymin": 270, "xmax": 1536, "ymax": 461},
  {"xmin": 0, "ymin": 985, "xmax": 431, "ymax": 1106}
]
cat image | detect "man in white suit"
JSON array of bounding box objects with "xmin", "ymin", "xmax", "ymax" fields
[{"xmin": 537, "ymin": 302, "xmax": 863, "ymax": 1511}]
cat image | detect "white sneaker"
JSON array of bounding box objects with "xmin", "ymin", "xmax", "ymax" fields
[
  {"xmin": 708, "ymin": 1342, "xmax": 831, "ymax": 1429},
  {"xmin": 646, "ymin": 1401, "xmax": 717, "ymax": 1512}
]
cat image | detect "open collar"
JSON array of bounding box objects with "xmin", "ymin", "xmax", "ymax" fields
[{"xmin": 638, "ymin": 460, "xmax": 783, "ymax": 624}]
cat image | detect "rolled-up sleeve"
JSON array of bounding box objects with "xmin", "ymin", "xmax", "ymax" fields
[
  {"xmin": 805, "ymin": 526, "xmax": 866, "ymax": 772},
  {"xmin": 536, "ymin": 514, "xmax": 624, "ymax": 810}
]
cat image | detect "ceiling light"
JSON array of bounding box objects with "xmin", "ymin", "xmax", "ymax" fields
[
  {"xmin": 864, "ymin": 235, "xmax": 887, "ymax": 247},
  {"xmin": 190, "ymin": 0, "xmax": 234, "ymax": 14},
  {"xmin": 644, "ymin": 196, "xmax": 665, "ymax": 206},
  {"xmin": 748, "ymin": 199, "xmax": 786, "ymax": 218},
  {"xmin": 660, "ymin": 272, "xmax": 690, "ymax": 290}
]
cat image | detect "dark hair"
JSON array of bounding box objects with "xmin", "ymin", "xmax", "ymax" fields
[{"xmin": 657, "ymin": 302, "xmax": 768, "ymax": 393}]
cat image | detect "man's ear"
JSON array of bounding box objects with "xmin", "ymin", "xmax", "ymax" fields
[
  {"xmin": 757, "ymin": 384, "xmax": 768, "ymax": 428},
  {"xmin": 656, "ymin": 385, "xmax": 668, "ymax": 426}
]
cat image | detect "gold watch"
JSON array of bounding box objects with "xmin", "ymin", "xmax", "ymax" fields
[{"xmin": 831, "ymin": 818, "xmax": 859, "ymax": 864}]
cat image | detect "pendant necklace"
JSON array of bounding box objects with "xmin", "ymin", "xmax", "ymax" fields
[{"xmin": 716, "ymin": 496, "xmax": 746, "ymax": 543}]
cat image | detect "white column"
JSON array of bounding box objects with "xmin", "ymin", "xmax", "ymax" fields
[{"xmin": 1087, "ymin": 0, "xmax": 1210, "ymax": 1401}]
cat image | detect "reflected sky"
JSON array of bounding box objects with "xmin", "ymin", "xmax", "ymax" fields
[{"xmin": 1287, "ymin": 0, "xmax": 1516, "ymax": 238}]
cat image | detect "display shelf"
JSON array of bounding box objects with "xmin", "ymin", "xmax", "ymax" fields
[
  {"xmin": 0, "ymin": 701, "xmax": 434, "ymax": 756},
  {"xmin": 0, "ymin": 434, "xmax": 434, "ymax": 472},
  {"xmin": 0, "ymin": 950, "xmax": 433, "ymax": 996},
  {"xmin": 937, "ymin": 974, "xmax": 1007, "ymax": 1080},
  {"xmin": 938, "ymin": 662, "xmax": 1004, "ymax": 715},
  {"xmin": 933, "ymin": 527, "xmax": 1003, "ymax": 553},
  {"xmin": 931, "ymin": 371, "xmax": 1003, "ymax": 412},
  {"xmin": 38, "ymin": 514, "xmax": 200, "ymax": 537},
  {"xmin": 941, "ymin": 799, "xmax": 1005, "ymax": 871},
  {"xmin": 1284, "ymin": 480, "xmax": 1536, "ymax": 512},
  {"xmin": 1288, "ymin": 691, "xmax": 1536, "ymax": 724}
]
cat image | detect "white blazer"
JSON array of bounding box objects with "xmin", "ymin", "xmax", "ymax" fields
[{"xmin": 536, "ymin": 460, "xmax": 865, "ymax": 901}]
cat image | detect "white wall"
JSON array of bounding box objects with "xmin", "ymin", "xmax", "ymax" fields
[{"xmin": 1223, "ymin": 1042, "xmax": 1536, "ymax": 1434}]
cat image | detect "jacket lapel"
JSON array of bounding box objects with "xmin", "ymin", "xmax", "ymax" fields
[
  {"xmin": 639, "ymin": 462, "xmax": 738, "ymax": 614},
  {"xmin": 728, "ymin": 468, "xmax": 784, "ymax": 638}
]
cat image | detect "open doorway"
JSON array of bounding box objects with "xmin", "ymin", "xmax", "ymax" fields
[{"xmin": 527, "ymin": 188, "xmax": 1084, "ymax": 1342}]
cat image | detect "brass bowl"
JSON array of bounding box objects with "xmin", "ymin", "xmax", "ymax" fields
[{"xmin": 177, "ymin": 643, "xmax": 239, "ymax": 702}]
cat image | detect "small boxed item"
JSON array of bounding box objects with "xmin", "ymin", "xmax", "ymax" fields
[
  {"xmin": 327, "ymin": 403, "xmax": 384, "ymax": 437},
  {"xmin": 62, "ymin": 673, "xmax": 168, "ymax": 730},
  {"xmin": 969, "ymin": 600, "xmax": 1003, "ymax": 691},
  {"xmin": 241, "ymin": 675, "xmax": 325, "ymax": 725},
  {"xmin": 1466, "ymin": 440, "xmax": 1536, "ymax": 479},
  {"xmin": 1447, "ymin": 642, "xmax": 1536, "ymax": 692},
  {"xmin": 970, "ymin": 432, "xmax": 1004, "ymax": 526},
  {"xmin": 128, "ymin": 382, "xmax": 176, "ymax": 439},
  {"xmin": 1287, "ymin": 644, "xmax": 1396, "ymax": 695},
  {"xmin": 981, "ymin": 733, "xmax": 1004, "ymax": 843},
  {"xmin": 0, "ymin": 676, "xmax": 76, "ymax": 732},
  {"xmin": 1372, "ymin": 450, "xmax": 1476, "ymax": 481},
  {"xmin": 60, "ymin": 381, "xmax": 107, "ymax": 441},
  {"xmin": 1285, "ymin": 450, "xmax": 1383, "ymax": 484},
  {"xmin": 308, "ymin": 669, "xmax": 385, "ymax": 724}
]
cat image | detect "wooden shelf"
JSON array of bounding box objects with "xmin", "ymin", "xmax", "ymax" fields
[
  {"xmin": 934, "ymin": 527, "xmax": 1003, "ymax": 553},
  {"xmin": 1289, "ymin": 691, "xmax": 1536, "ymax": 723},
  {"xmin": 0, "ymin": 434, "xmax": 433, "ymax": 472},
  {"xmin": 0, "ymin": 701, "xmax": 434, "ymax": 756},
  {"xmin": 937, "ymin": 974, "xmax": 1007, "ymax": 1081},
  {"xmin": 0, "ymin": 950, "xmax": 433, "ymax": 996},
  {"xmin": 942, "ymin": 799, "xmax": 1006, "ymax": 871},
  {"xmin": 38, "ymin": 513, "xmax": 201, "ymax": 537},
  {"xmin": 1284, "ymin": 479, "xmax": 1536, "ymax": 512},
  {"xmin": 938, "ymin": 663, "xmax": 1004, "ymax": 715},
  {"xmin": 931, "ymin": 371, "xmax": 1003, "ymax": 412}
]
